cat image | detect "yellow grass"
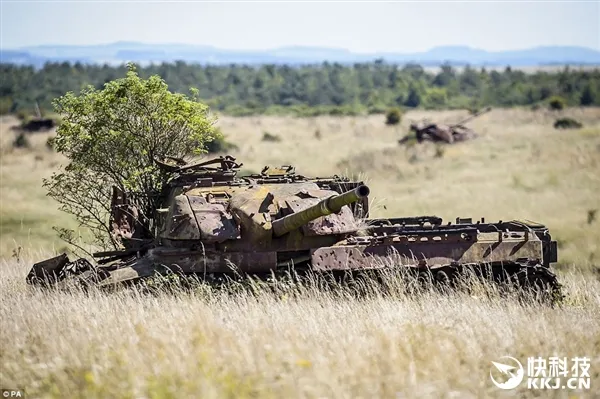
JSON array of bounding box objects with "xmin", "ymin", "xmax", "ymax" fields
[
  {"xmin": 1, "ymin": 108, "xmax": 600, "ymax": 398},
  {"xmin": 1, "ymin": 254, "xmax": 599, "ymax": 398}
]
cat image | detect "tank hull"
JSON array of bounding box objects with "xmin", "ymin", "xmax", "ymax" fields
[{"xmin": 26, "ymin": 216, "xmax": 561, "ymax": 302}]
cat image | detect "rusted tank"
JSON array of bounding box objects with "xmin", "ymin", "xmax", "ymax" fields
[
  {"xmin": 26, "ymin": 155, "xmax": 562, "ymax": 301},
  {"xmin": 400, "ymin": 107, "xmax": 491, "ymax": 145},
  {"xmin": 15, "ymin": 101, "xmax": 56, "ymax": 133}
]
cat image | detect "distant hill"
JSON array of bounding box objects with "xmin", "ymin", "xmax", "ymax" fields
[{"xmin": 1, "ymin": 42, "xmax": 600, "ymax": 67}]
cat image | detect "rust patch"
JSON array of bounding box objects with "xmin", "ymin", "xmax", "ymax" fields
[
  {"xmin": 188, "ymin": 195, "xmax": 241, "ymax": 243},
  {"xmin": 148, "ymin": 248, "xmax": 276, "ymax": 274},
  {"xmin": 160, "ymin": 195, "xmax": 201, "ymax": 240},
  {"xmin": 310, "ymin": 239, "xmax": 543, "ymax": 271},
  {"xmin": 110, "ymin": 186, "xmax": 142, "ymax": 244}
]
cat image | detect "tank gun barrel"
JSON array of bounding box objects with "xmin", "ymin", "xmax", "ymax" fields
[
  {"xmin": 451, "ymin": 106, "xmax": 491, "ymax": 128},
  {"xmin": 272, "ymin": 185, "xmax": 370, "ymax": 237}
]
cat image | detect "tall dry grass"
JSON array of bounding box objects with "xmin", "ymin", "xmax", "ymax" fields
[{"xmin": 1, "ymin": 252, "xmax": 599, "ymax": 399}]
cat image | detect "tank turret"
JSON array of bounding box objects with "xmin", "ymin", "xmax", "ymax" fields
[{"xmin": 272, "ymin": 185, "xmax": 370, "ymax": 237}]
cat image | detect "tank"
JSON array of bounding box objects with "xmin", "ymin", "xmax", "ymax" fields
[
  {"xmin": 26, "ymin": 155, "xmax": 562, "ymax": 301},
  {"xmin": 16, "ymin": 101, "xmax": 56, "ymax": 133},
  {"xmin": 400, "ymin": 107, "xmax": 491, "ymax": 144}
]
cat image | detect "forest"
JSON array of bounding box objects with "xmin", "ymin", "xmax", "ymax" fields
[{"xmin": 1, "ymin": 61, "xmax": 599, "ymax": 116}]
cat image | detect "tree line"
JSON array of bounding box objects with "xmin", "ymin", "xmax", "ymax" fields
[{"xmin": 1, "ymin": 61, "xmax": 599, "ymax": 117}]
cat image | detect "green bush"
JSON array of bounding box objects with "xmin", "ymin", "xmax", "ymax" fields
[
  {"xmin": 385, "ymin": 108, "xmax": 402, "ymax": 125},
  {"xmin": 548, "ymin": 95, "xmax": 567, "ymax": 111}
]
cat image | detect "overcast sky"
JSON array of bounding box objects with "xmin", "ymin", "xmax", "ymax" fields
[{"xmin": 1, "ymin": 1, "xmax": 599, "ymax": 52}]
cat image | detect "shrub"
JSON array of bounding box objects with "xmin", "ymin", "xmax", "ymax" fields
[
  {"xmin": 553, "ymin": 117, "xmax": 583, "ymax": 130},
  {"xmin": 385, "ymin": 108, "xmax": 402, "ymax": 125},
  {"xmin": 548, "ymin": 95, "xmax": 567, "ymax": 111},
  {"xmin": 262, "ymin": 132, "xmax": 281, "ymax": 142}
]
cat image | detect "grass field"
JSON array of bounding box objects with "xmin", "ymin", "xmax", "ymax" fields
[{"xmin": 1, "ymin": 107, "xmax": 600, "ymax": 398}]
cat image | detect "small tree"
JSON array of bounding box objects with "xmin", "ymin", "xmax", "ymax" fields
[
  {"xmin": 385, "ymin": 107, "xmax": 402, "ymax": 125},
  {"xmin": 404, "ymin": 83, "xmax": 423, "ymax": 108},
  {"xmin": 45, "ymin": 63, "xmax": 218, "ymax": 253},
  {"xmin": 580, "ymin": 83, "xmax": 598, "ymax": 106},
  {"xmin": 547, "ymin": 95, "xmax": 566, "ymax": 111}
]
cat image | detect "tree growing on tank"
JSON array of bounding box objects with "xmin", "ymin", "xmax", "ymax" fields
[{"xmin": 44, "ymin": 63, "xmax": 220, "ymax": 254}]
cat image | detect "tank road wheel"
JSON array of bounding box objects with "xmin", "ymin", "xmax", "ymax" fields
[
  {"xmin": 433, "ymin": 268, "xmax": 457, "ymax": 291},
  {"xmin": 508, "ymin": 263, "xmax": 564, "ymax": 305}
]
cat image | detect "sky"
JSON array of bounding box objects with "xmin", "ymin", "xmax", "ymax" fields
[{"xmin": 1, "ymin": 1, "xmax": 599, "ymax": 52}]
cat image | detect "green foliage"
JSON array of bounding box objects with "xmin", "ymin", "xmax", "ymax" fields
[
  {"xmin": 580, "ymin": 83, "xmax": 598, "ymax": 106},
  {"xmin": 404, "ymin": 83, "xmax": 423, "ymax": 108},
  {"xmin": 0, "ymin": 96, "xmax": 13, "ymax": 115},
  {"xmin": 2, "ymin": 63, "xmax": 599, "ymax": 115},
  {"xmin": 385, "ymin": 108, "xmax": 402, "ymax": 125},
  {"xmin": 44, "ymin": 63, "xmax": 218, "ymax": 252},
  {"xmin": 548, "ymin": 95, "xmax": 567, "ymax": 110},
  {"xmin": 15, "ymin": 109, "xmax": 31, "ymax": 121},
  {"xmin": 367, "ymin": 105, "xmax": 387, "ymax": 115},
  {"xmin": 423, "ymin": 87, "xmax": 448, "ymax": 109}
]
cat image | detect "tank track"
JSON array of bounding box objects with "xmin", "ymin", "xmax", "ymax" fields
[
  {"xmin": 265, "ymin": 259, "xmax": 564, "ymax": 305},
  {"xmin": 410, "ymin": 260, "xmax": 564, "ymax": 304},
  {"xmin": 28, "ymin": 254, "xmax": 563, "ymax": 305}
]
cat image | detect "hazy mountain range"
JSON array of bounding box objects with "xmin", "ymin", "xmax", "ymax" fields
[{"xmin": 2, "ymin": 42, "xmax": 600, "ymax": 67}]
